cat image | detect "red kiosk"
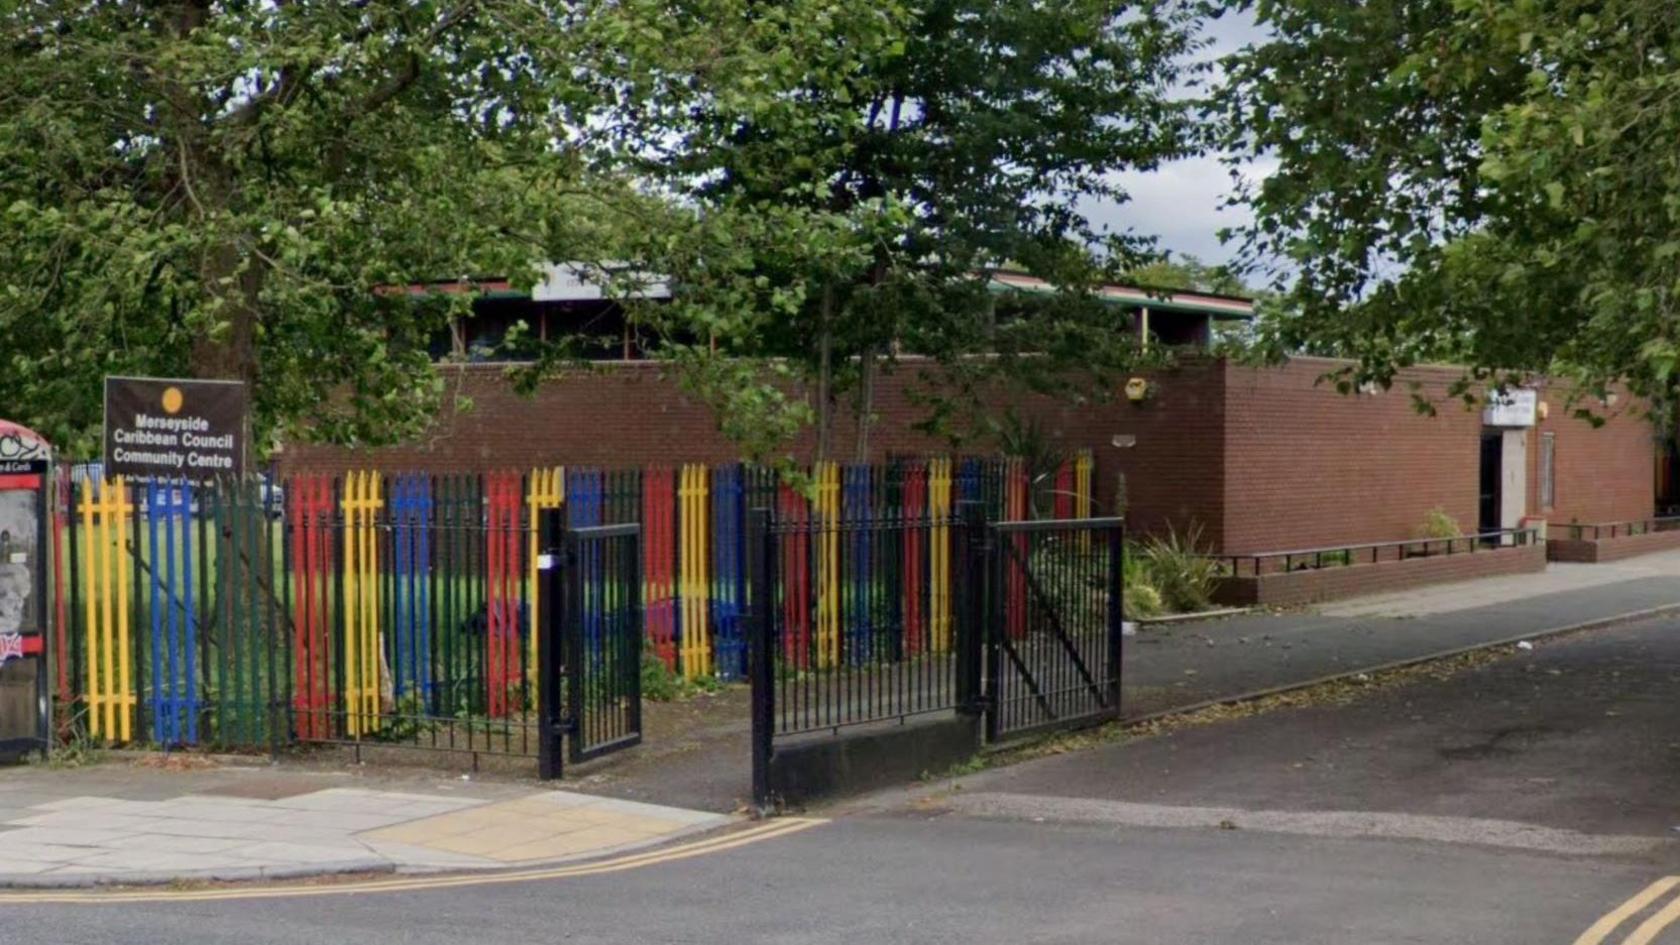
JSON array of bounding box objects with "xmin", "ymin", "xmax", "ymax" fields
[{"xmin": 0, "ymin": 421, "xmax": 51, "ymax": 760}]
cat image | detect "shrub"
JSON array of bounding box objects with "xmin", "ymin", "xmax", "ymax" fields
[
  {"xmin": 1120, "ymin": 543, "xmax": 1163, "ymax": 618},
  {"xmin": 1139, "ymin": 525, "xmax": 1222, "ymax": 613},
  {"xmin": 1417, "ymin": 507, "xmax": 1463, "ymax": 540}
]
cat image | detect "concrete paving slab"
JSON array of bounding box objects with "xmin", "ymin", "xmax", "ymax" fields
[{"xmin": 0, "ymin": 767, "xmax": 733, "ymax": 887}]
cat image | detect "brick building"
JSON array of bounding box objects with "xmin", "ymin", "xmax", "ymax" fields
[{"xmin": 279, "ymin": 272, "xmax": 1661, "ymax": 554}]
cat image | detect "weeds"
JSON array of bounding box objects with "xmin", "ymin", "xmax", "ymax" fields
[{"xmin": 641, "ymin": 648, "xmax": 724, "ymax": 701}]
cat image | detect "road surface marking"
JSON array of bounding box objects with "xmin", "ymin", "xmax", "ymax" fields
[
  {"xmin": 1621, "ymin": 885, "xmax": 1680, "ymax": 945},
  {"xmin": 1571, "ymin": 876, "xmax": 1680, "ymax": 945},
  {"xmin": 0, "ymin": 816, "xmax": 824, "ymax": 905}
]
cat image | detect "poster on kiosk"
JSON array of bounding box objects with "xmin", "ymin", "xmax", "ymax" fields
[{"xmin": 0, "ymin": 420, "xmax": 50, "ymax": 759}]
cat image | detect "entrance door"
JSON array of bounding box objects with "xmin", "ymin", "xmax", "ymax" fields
[{"xmin": 1479, "ymin": 431, "xmax": 1503, "ymax": 538}]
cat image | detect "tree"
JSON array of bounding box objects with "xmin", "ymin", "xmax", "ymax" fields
[
  {"xmin": 1217, "ymin": 0, "xmax": 1680, "ymax": 415},
  {"xmin": 0, "ymin": 1, "xmax": 636, "ymax": 455},
  {"xmin": 1123, "ymin": 253, "xmax": 1250, "ymax": 296},
  {"xmin": 567, "ymin": 0, "xmax": 1209, "ymax": 462}
]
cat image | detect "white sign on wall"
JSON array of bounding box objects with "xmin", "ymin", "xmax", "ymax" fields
[{"xmin": 1483, "ymin": 388, "xmax": 1538, "ymax": 428}]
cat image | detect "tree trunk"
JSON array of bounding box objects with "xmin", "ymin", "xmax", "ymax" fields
[
  {"xmin": 855, "ymin": 346, "xmax": 878, "ymax": 463},
  {"xmin": 815, "ymin": 284, "xmax": 836, "ymax": 462}
]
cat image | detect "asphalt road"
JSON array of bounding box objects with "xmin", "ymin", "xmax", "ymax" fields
[{"xmin": 14, "ymin": 615, "xmax": 1680, "ymax": 944}]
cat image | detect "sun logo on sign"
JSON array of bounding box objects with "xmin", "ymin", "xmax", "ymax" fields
[{"xmin": 160, "ymin": 386, "xmax": 184, "ymax": 415}]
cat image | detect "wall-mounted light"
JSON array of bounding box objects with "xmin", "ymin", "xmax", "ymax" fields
[{"xmin": 1124, "ymin": 377, "xmax": 1151, "ymax": 402}]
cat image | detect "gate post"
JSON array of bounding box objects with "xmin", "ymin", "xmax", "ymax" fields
[
  {"xmin": 955, "ymin": 501, "xmax": 986, "ymax": 720},
  {"xmin": 1106, "ymin": 522, "xmax": 1125, "ymax": 718},
  {"xmin": 536, "ymin": 506, "xmax": 564, "ymax": 780},
  {"xmin": 955, "ymin": 500, "xmax": 995, "ymax": 740},
  {"xmin": 748, "ymin": 507, "xmax": 775, "ymax": 814}
]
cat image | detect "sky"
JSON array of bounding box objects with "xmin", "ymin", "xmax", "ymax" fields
[{"xmin": 1086, "ymin": 8, "xmax": 1271, "ymax": 267}]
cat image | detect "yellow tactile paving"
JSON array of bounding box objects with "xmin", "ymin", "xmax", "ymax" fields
[{"xmin": 360, "ymin": 792, "xmax": 719, "ymax": 864}]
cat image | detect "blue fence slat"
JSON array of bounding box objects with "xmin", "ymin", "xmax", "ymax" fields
[
  {"xmin": 392, "ymin": 477, "xmax": 409, "ymax": 698},
  {"xmin": 180, "ymin": 480, "xmax": 197, "ymax": 744},
  {"xmin": 389, "ymin": 475, "xmax": 434, "ymax": 701},
  {"xmin": 844, "ymin": 464, "xmax": 872, "ymax": 665},
  {"xmin": 145, "ymin": 480, "xmax": 198, "ymax": 746},
  {"xmin": 411, "ymin": 477, "xmax": 426, "ymax": 699},
  {"xmin": 567, "ymin": 469, "xmax": 605, "ymax": 659},
  {"xmin": 710, "ymin": 465, "xmax": 746, "ymax": 679},
  {"xmin": 146, "ymin": 482, "xmax": 166, "ymax": 744}
]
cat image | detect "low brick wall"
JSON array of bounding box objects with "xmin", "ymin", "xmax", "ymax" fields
[
  {"xmin": 1212, "ymin": 542, "xmax": 1547, "ymax": 608},
  {"xmin": 1547, "ymin": 529, "xmax": 1680, "ymax": 563}
]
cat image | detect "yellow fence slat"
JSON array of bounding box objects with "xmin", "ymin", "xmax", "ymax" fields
[
  {"xmin": 78, "ymin": 475, "xmax": 136, "ymax": 742},
  {"xmin": 115, "ymin": 478, "xmax": 132, "ymax": 742},
  {"xmin": 341, "ymin": 471, "xmax": 385, "ymax": 737},
  {"xmin": 678, "ymin": 464, "xmax": 711, "ymax": 678},
  {"xmin": 1074, "ymin": 449, "xmax": 1093, "ymax": 519},
  {"xmin": 928, "ymin": 458, "xmax": 952, "ymax": 653},
  {"xmin": 814, "ymin": 461, "xmax": 841, "ymax": 668}
]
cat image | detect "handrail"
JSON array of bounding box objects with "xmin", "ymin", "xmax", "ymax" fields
[
  {"xmin": 1209, "ymin": 527, "xmax": 1541, "ymax": 578},
  {"xmin": 1546, "ymin": 516, "xmax": 1680, "ymax": 542}
]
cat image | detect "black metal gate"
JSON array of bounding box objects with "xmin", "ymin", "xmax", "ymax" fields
[
  {"xmin": 747, "ymin": 509, "xmax": 1125, "ymax": 807},
  {"xmin": 537, "ymin": 512, "xmax": 643, "ymax": 779},
  {"xmin": 984, "ymin": 518, "xmax": 1124, "ymax": 741}
]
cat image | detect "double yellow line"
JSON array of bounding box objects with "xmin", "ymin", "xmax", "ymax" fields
[
  {"xmin": 0, "ymin": 817, "xmax": 825, "ymax": 905},
  {"xmin": 1575, "ymin": 877, "xmax": 1680, "ymax": 945}
]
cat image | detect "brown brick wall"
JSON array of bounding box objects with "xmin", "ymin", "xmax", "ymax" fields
[
  {"xmin": 1212, "ymin": 541, "xmax": 1546, "ymax": 607},
  {"xmin": 276, "ymin": 356, "xmax": 1658, "ymax": 557},
  {"xmin": 1529, "ymin": 389, "xmax": 1655, "ymax": 529},
  {"xmin": 1545, "ymin": 529, "xmax": 1680, "ymax": 564},
  {"xmin": 1220, "ymin": 359, "xmax": 1485, "ymax": 553},
  {"xmin": 275, "ymin": 359, "xmax": 1228, "ymax": 540}
]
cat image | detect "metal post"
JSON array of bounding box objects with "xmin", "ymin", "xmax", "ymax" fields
[
  {"xmin": 748, "ymin": 507, "xmax": 776, "ymax": 814},
  {"xmin": 956, "ymin": 501, "xmax": 996, "ymax": 741},
  {"xmin": 536, "ymin": 507, "xmax": 564, "ymax": 781},
  {"xmin": 1106, "ymin": 522, "xmax": 1125, "ymax": 717}
]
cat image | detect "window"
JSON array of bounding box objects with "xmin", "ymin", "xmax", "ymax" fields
[{"xmin": 1540, "ymin": 432, "xmax": 1556, "ymax": 510}]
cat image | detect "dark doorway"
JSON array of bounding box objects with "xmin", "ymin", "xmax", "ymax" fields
[
  {"xmin": 1659, "ymin": 440, "xmax": 1680, "ymax": 517},
  {"xmin": 1479, "ymin": 431, "xmax": 1503, "ymax": 538}
]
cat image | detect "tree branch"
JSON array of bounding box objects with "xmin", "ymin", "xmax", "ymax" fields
[{"xmin": 351, "ymin": 1, "xmax": 482, "ymax": 119}]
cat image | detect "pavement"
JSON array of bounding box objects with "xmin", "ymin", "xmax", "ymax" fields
[
  {"xmin": 12, "ymin": 614, "xmax": 1680, "ymax": 942},
  {"xmin": 0, "ymin": 764, "xmax": 729, "ymax": 887},
  {"xmin": 1123, "ymin": 547, "xmax": 1680, "ymax": 717}
]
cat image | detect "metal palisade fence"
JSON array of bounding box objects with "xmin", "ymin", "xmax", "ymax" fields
[
  {"xmin": 47, "ymin": 452, "xmax": 1095, "ymax": 760},
  {"xmin": 747, "ymin": 499, "xmax": 1125, "ymax": 809}
]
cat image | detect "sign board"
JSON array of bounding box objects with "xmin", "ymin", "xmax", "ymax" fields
[
  {"xmin": 0, "ymin": 420, "xmax": 49, "ymax": 757},
  {"xmin": 1483, "ymin": 388, "xmax": 1538, "ymax": 428},
  {"xmin": 104, "ymin": 376, "xmax": 247, "ymax": 479}
]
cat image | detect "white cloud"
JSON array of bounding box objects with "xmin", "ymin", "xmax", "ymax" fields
[{"xmin": 1081, "ymin": 7, "xmax": 1274, "ymax": 267}]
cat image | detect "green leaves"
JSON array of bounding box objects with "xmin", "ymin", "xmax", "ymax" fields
[
  {"xmin": 584, "ymin": 0, "xmax": 1206, "ymax": 460},
  {"xmin": 0, "ymin": 1, "xmax": 641, "ymax": 455},
  {"xmin": 1219, "ymin": 0, "xmax": 1680, "ymax": 417},
  {"xmin": 1, "ymin": 0, "xmax": 1207, "ymax": 462}
]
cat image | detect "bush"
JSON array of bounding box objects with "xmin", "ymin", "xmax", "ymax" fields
[
  {"xmin": 1139, "ymin": 525, "xmax": 1222, "ymax": 613},
  {"xmin": 1119, "ymin": 543, "xmax": 1163, "ymax": 618},
  {"xmin": 1417, "ymin": 507, "xmax": 1463, "ymax": 540}
]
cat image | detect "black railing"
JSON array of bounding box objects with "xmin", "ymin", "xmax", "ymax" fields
[
  {"xmin": 754, "ymin": 509, "xmax": 979, "ymax": 740},
  {"xmin": 1547, "ymin": 517, "xmax": 1680, "ymax": 542},
  {"xmin": 748, "ymin": 509, "xmax": 1127, "ymax": 808},
  {"xmin": 1212, "ymin": 527, "xmax": 1542, "ymax": 578}
]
